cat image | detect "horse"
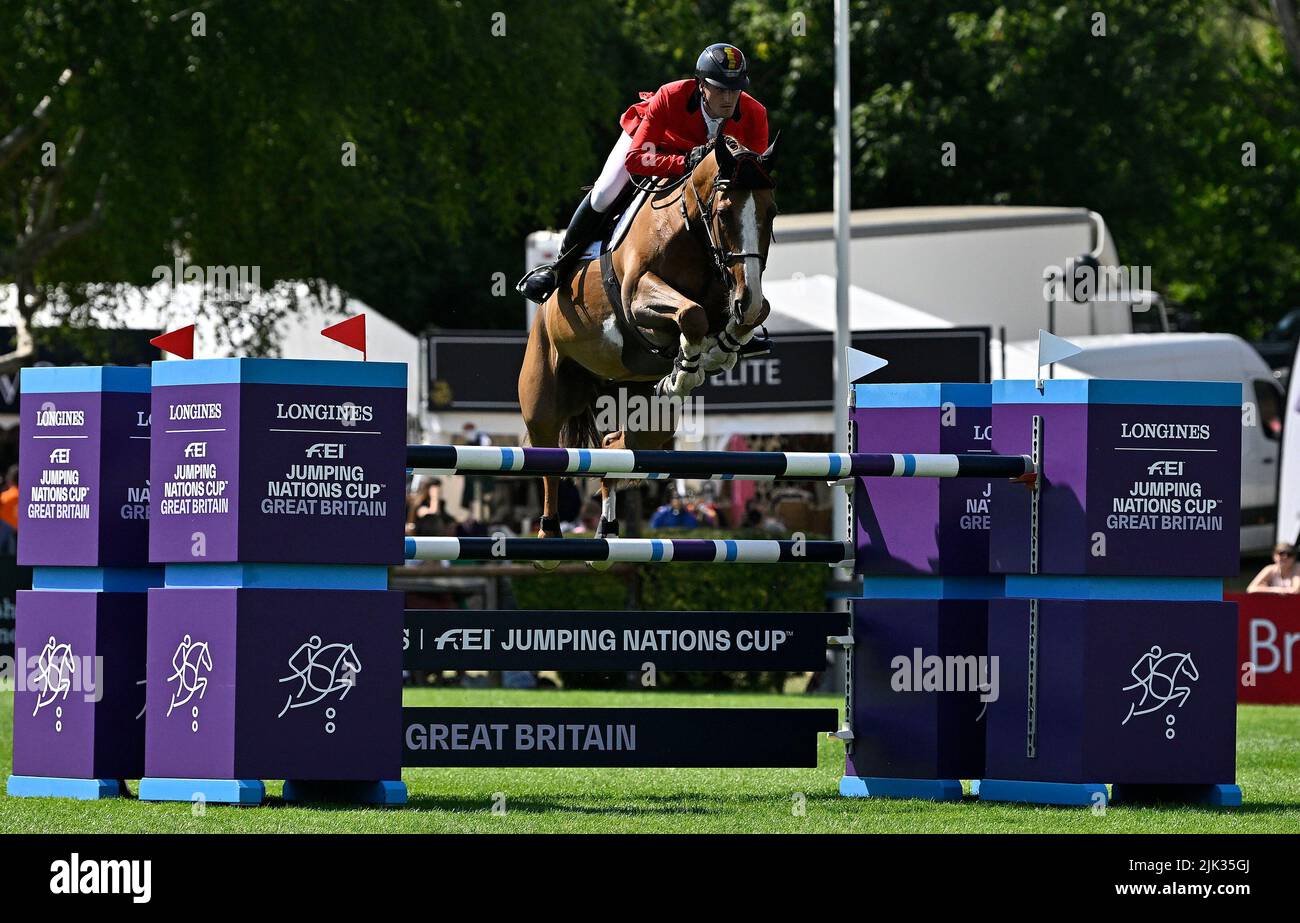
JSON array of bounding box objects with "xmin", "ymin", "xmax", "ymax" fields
[{"xmin": 518, "ymin": 135, "xmax": 778, "ymax": 552}]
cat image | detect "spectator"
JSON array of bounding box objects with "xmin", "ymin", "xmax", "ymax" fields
[
  {"xmin": 0, "ymin": 464, "xmax": 17, "ymax": 531},
  {"xmin": 689, "ymin": 497, "xmax": 719, "ymax": 528},
  {"xmin": 0, "ymin": 464, "xmax": 18, "ymax": 555},
  {"xmin": 1248, "ymin": 543, "xmax": 1300, "ymax": 594},
  {"xmin": 409, "ymin": 479, "xmax": 456, "ymax": 537},
  {"xmin": 650, "ymin": 494, "xmax": 698, "ymax": 530}
]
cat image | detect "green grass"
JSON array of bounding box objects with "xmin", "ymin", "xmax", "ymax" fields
[{"xmin": 2, "ymin": 689, "xmax": 1298, "ymax": 833}]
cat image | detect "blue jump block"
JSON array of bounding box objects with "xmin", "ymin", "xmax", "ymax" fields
[
  {"xmin": 973, "ymin": 778, "xmax": 1109, "ymax": 807},
  {"xmin": 137, "ymin": 777, "xmax": 265, "ymax": 805},
  {"xmin": 6, "ymin": 775, "xmax": 128, "ymax": 800},
  {"xmin": 840, "ymin": 775, "xmax": 963, "ymax": 801},
  {"xmin": 1110, "ymin": 783, "xmax": 1243, "ymax": 808},
  {"xmin": 281, "ymin": 779, "xmax": 408, "ymax": 806}
]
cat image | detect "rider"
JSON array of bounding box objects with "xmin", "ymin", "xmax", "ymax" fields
[{"xmin": 519, "ymin": 42, "xmax": 772, "ymax": 357}]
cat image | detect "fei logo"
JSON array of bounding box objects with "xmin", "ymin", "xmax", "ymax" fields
[
  {"xmin": 1121, "ymin": 644, "xmax": 1199, "ymax": 739},
  {"xmin": 1147, "ymin": 460, "xmax": 1184, "ymax": 476},
  {"xmin": 433, "ymin": 628, "xmax": 490, "ymax": 651}
]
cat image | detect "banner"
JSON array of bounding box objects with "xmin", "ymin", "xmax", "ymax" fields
[
  {"xmin": 1231, "ymin": 591, "xmax": 1300, "ymax": 703},
  {"xmin": 403, "ymin": 609, "xmax": 843, "ymax": 672},
  {"xmin": 426, "ymin": 328, "xmax": 991, "ymax": 412},
  {"xmin": 401, "ymin": 706, "xmax": 839, "ymax": 767},
  {"xmin": 0, "ymin": 555, "xmax": 28, "ymax": 659}
]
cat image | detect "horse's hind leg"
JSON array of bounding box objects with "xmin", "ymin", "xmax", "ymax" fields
[
  {"xmin": 519, "ymin": 306, "xmax": 564, "ymax": 541},
  {"xmin": 519, "ymin": 303, "xmax": 599, "ymax": 564}
]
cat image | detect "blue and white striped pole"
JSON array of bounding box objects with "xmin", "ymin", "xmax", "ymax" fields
[
  {"xmin": 406, "ymin": 445, "xmax": 1034, "ymax": 481},
  {"xmin": 405, "ymin": 536, "xmax": 854, "ymax": 565}
]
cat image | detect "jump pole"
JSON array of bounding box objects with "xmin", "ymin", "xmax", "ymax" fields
[
  {"xmin": 407, "ymin": 445, "xmax": 1035, "ymax": 481},
  {"xmin": 405, "ymin": 536, "xmax": 854, "ymax": 565}
]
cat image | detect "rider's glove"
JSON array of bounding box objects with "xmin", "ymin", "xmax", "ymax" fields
[{"xmin": 684, "ymin": 144, "xmax": 710, "ymax": 172}]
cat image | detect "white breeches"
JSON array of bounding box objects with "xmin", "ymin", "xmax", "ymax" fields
[{"xmin": 591, "ymin": 132, "xmax": 634, "ymax": 213}]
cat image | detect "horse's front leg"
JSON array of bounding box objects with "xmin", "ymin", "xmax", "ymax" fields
[
  {"xmin": 629, "ymin": 271, "xmax": 709, "ymax": 397},
  {"xmin": 701, "ymin": 296, "xmax": 771, "ymax": 373}
]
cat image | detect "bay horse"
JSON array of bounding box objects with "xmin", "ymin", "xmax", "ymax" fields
[{"xmin": 518, "ymin": 135, "xmax": 778, "ymax": 555}]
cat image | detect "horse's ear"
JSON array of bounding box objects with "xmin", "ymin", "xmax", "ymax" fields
[
  {"xmin": 759, "ymin": 130, "xmax": 780, "ymax": 172},
  {"xmin": 714, "ymin": 136, "xmax": 736, "ymax": 176}
]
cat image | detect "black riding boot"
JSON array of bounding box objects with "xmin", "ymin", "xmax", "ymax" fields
[{"xmin": 518, "ymin": 193, "xmax": 607, "ymax": 303}]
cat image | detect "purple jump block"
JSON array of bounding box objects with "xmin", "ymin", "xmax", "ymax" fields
[
  {"xmin": 852, "ymin": 383, "xmax": 995, "ymax": 576},
  {"xmin": 148, "ymin": 358, "xmax": 407, "ymax": 566},
  {"xmin": 143, "ymin": 586, "xmax": 403, "ymax": 783},
  {"xmin": 17, "ymin": 366, "xmax": 152, "ymax": 568},
  {"xmin": 989, "ymin": 379, "xmax": 1242, "ymax": 577},
  {"xmin": 984, "ymin": 596, "xmax": 1238, "ymax": 786},
  {"xmin": 11, "ymin": 590, "xmax": 147, "ymax": 781},
  {"xmin": 845, "ymin": 592, "xmax": 991, "ymax": 784}
]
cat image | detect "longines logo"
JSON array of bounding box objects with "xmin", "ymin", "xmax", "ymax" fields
[
  {"xmin": 275, "ymin": 402, "xmax": 373, "ymax": 423},
  {"xmin": 168, "ymin": 402, "xmax": 223, "ymax": 421},
  {"xmin": 35, "ymin": 404, "xmax": 85, "ymax": 427},
  {"xmin": 1119, "ymin": 422, "xmax": 1210, "ymax": 440}
]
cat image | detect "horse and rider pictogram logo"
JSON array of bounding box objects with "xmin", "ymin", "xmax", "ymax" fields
[
  {"xmin": 31, "ymin": 636, "xmax": 76, "ymax": 719},
  {"xmin": 1122, "ymin": 644, "xmax": 1199, "ymax": 739},
  {"xmin": 166, "ymin": 634, "xmax": 213, "ymax": 717},
  {"xmin": 277, "ymin": 635, "xmax": 361, "ymax": 719}
]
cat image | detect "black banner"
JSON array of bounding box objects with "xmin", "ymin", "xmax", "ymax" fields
[
  {"xmin": 426, "ymin": 328, "xmax": 990, "ymax": 412},
  {"xmin": 0, "ymin": 327, "xmax": 160, "ymax": 415},
  {"xmin": 403, "ymin": 609, "xmax": 844, "ymax": 671},
  {"xmin": 401, "ymin": 706, "xmax": 839, "ymax": 768},
  {"xmin": 0, "ymin": 555, "xmax": 28, "ymax": 658}
]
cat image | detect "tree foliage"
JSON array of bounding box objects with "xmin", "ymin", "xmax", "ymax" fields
[{"xmin": 1, "ymin": 0, "xmax": 1299, "ymax": 346}]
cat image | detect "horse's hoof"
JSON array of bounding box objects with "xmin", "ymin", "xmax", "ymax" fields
[{"xmin": 595, "ymin": 517, "xmax": 620, "ymax": 540}]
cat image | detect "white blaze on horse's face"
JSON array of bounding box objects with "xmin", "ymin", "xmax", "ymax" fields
[
  {"xmin": 739, "ymin": 194, "xmax": 763, "ymax": 324},
  {"xmin": 720, "ymin": 188, "xmax": 772, "ymax": 330}
]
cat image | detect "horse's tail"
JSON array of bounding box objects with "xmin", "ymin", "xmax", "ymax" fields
[{"xmin": 559, "ymin": 401, "xmax": 599, "ymax": 450}]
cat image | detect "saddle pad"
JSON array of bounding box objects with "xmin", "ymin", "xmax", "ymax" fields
[{"xmin": 581, "ymin": 183, "xmax": 654, "ymax": 261}]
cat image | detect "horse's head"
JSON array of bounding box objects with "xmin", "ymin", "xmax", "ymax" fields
[
  {"xmin": 340, "ymin": 643, "xmax": 362, "ymax": 676},
  {"xmin": 691, "ymin": 134, "xmax": 779, "ymax": 329}
]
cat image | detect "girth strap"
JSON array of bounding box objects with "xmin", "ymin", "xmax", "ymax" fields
[{"xmin": 600, "ymin": 249, "xmax": 674, "ymax": 360}]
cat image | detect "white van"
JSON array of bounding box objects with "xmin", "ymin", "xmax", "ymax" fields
[{"xmin": 1002, "ymin": 332, "xmax": 1283, "ymax": 553}]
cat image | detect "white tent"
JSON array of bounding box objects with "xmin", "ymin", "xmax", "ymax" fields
[{"xmin": 762, "ymin": 274, "xmax": 953, "ymax": 333}]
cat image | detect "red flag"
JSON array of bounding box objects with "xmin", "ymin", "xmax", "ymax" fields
[
  {"xmin": 321, "ymin": 314, "xmax": 367, "ymax": 360},
  {"xmin": 151, "ymin": 325, "xmax": 195, "ymax": 360}
]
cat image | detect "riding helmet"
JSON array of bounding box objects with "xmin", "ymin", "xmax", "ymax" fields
[{"xmin": 695, "ymin": 43, "xmax": 749, "ymax": 91}]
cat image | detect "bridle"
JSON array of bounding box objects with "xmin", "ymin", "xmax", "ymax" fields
[{"xmin": 679, "ymin": 162, "xmax": 769, "ymax": 324}]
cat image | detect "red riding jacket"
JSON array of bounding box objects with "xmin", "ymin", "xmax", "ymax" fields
[{"xmin": 619, "ymin": 78, "xmax": 769, "ymax": 178}]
